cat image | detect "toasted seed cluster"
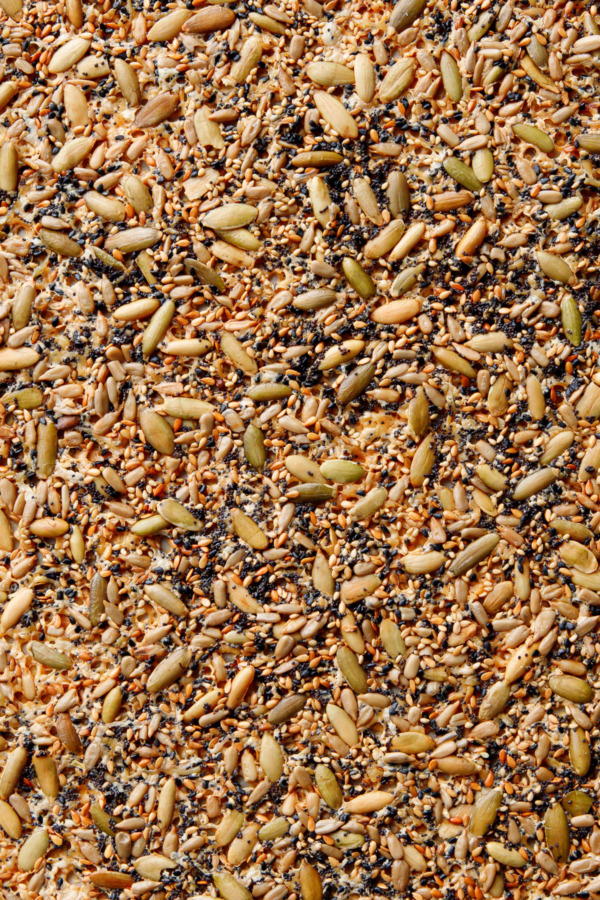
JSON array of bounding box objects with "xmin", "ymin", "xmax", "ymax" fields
[{"xmin": 1, "ymin": 0, "xmax": 600, "ymax": 897}]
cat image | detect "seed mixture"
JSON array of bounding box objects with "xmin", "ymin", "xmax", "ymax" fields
[{"xmin": 1, "ymin": 0, "xmax": 600, "ymax": 897}]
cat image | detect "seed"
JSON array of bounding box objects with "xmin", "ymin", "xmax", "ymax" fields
[
  {"xmin": 486, "ymin": 374, "xmax": 510, "ymax": 415},
  {"xmin": 472, "ymin": 149, "xmax": 494, "ymax": 182},
  {"xmin": 391, "ymin": 732, "xmax": 435, "ymax": 753},
  {"xmin": 468, "ymin": 10, "xmax": 494, "ymax": 41},
  {"xmin": 182, "ymin": 689, "xmax": 220, "ymax": 722},
  {"xmin": 390, "ymin": 0, "xmax": 427, "ymax": 31},
  {"xmin": 131, "ymin": 515, "xmax": 168, "ymax": 536},
  {"xmin": 142, "ymin": 300, "xmax": 175, "ymax": 356},
  {"xmin": 436, "ymin": 756, "xmax": 478, "ymax": 775},
  {"xmin": 0, "ymin": 588, "xmax": 33, "ymax": 636},
  {"xmin": 0, "ymin": 799, "xmax": 21, "ymax": 839},
  {"xmin": 410, "ymin": 435, "xmax": 434, "ymax": 486},
  {"xmin": 267, "ymin": 693, "xmax": 306, "ymax": 725},
  {"xmin": 286, "ymin": 455, "xmax": 327, "ymax": 484},
  {"xmin": 512, "ymin": 123, "xmax": 555, "ymax": 153},
  {"xmin": 52, "ymin": 138, "xmax": 96, "ymax": 175},
  {"xmin": 0, "ymin": 0, "xmax": 21, "ymax": 20},
  {"xmin": 243, "ymin": 424, "xmax": 267, "ymax": 470},
  {"xmin": 260, "ymin": 733, "xmax": 284, "ymax": 781},
  {"xmin": 364, "ymin": 219, "xmax": 406, "ymax": 258},
  {"xmin": 18, "ymin": 829, "xmax": 49, "ymax": 871},
  {"xmin": 337, "ymin": 363, "xmax": 375, "ymax": 404},
  {"xmin": 340, "ymin": 574, "xmax": 381, "ymax": 604},
  {"xmin": 113, "ymin": 58, "xmax": 141, "ymax": 105},
  {"xmin": 148, "ymin": 8, "xmax": 191, "ymax": 40},
  {"xmin": 0, "ymin": 141, "xmax": 17, "ymax": 192},
  {"xmin": 537, "ymin": 250, "xmax": 574, "ymax": 284},
  {"xmin": 56, "ymin": 712, "xmax": 83, "ymax": 754},
  {"xmin": 306, "ymin": 62, "xmax": 354, "ymax": 86},
  {"xmin": 102, "ymin": 686, "xmax": 123, "ymax": 723},
  {"xmin": 221, "ymin": 332, "xmax": 258, "ymax": 374},
  {"xmin": 513, "ymin": 467, "xmax": 557, "ymax": 500},
  {"xmin": 105, "ymin": 226, "xmax": 159, "ymax": 254},
  {"xmin": 308, "ymin": 175, "xmax": 332, "ymax": 227},
  {"xmin": 569, "ymin": 726, "xmax": 591, "ymax": 776},
  {"xmin": 258, "ymin": 817, "xmax": 288, "ymax": 841},
  {"xmin": 355, "ymin": 54, "xmax": 375, "ymax": 102},
  {"xmin": 379, "ymin": 59, "xmax": 415, "ymax": 102},
  {"xmin": 336, "ymin": 646, "xmax": 368, "ymax": 693},
  {"xmin": 0, "ymin": 748, "xmax": 27, "ymax": 798},
  {"xmin": 372, "ymin": 297, "xmax": 420, "ymax": 324},
  {"xmin": 562, "ymin": 791, "xmax": 593, "ymax": 817},
  {"xmin": 545, "ymin": 803, "xmax": 570, "ymax": 864},
  {"xmin": 440, "ymin": 52, "xmax": 462, "ymax": 101},
  {"xmin": 292, "ymin": 150, "xmax": 343, "ymax": 168},
  {"xmin": 486, "ymin": 842, "xmax": 526, "ymax": 868},
  {"xmin": 504, "ymin": 643, "xmax": 538, "ymax": 684},
  {"xmin": 455, "ymin": 219, "xmax": 487, "ymax": 261},
  {"xmin": 449, "ymin": 533, "xmax": 499, "ymax": 576},
  {"xmin": 326, "ymin": 702, "xmax": 359, "ymax": 746},
  {"xmin": 134, "ymin": 854, "xmax": 177, "ymax": 880},
  {"xmin": 291, "ymin": 484, "xmax": 336, "ymax": 503},
  {"xmin": 342, "ymin": 258, "xmax": 376, "ymax": 298},
  {"xmin": 90, "ymin": 803, "xmax": 114, "ymax": 836},
  {"xmin": 48, "ymin": 37, "xmax": 91, "ymax": 73},
  {"xmin": 349, "ymin": 486, "xmax": 388, "ymax": 520},
  {"xmin": 90, "ymin": 872, "xmax": 134, "ymax": 889},
  {"xmin": 403, "ymin": 551, "xmax": 446, "ymax": 574},
  {"xmin": 39, "ymin": 229, "xmax": 82, "ymax": 258},
  {"xmin": 345, "ymin": 791, "xmax": 393, "ymax": 814},
  {"xmin": 158, "ymin": 499, "xmax": 202, "ymax": 531},
  {"xmin": 314, "ymin": 91, "xmax": 358, "ymax": 139},
  {"xmin": 33, "ymin": 756, "xmax": 59, "ymax": 799},
  {"xmin": 215, "ymin": 227, "xmax": 261, "ymax": 251},
  {"xmin": 306, "ymin": 555, "xmax": 332, "ymax": 603},
  {"xmin": 29, "ymin": 516, "xmax": 69, "ymax": 538},
  {"xmin": 470, "ymin": 789, "xmax": 502, "ymax": 836},
  {"xmin": 432, "ymin": 346, "xmax": 476, "ymax": 378},
  {"xmin": 139, "ymin": 410, "xmax": 174, "ymax": 455},
  {"xmin": 231, "ymin": 508, "xmax": 268, "ymax": 549},
  {"xmin": 561, "ymin": 296, "xmax": 582, "ymax": 345},
  {"xmin": 380, "ymin": 620, "xmax": 406, "ymax": 658},
  {"xmin": 559, "ymin": 540, "xmax": 597, "ymax": 573},
  {"xmin": 391, "ymin": 263, "xmax": 425, "ymax": 297},
  {"xmin": 546, "ymin": 195, "xmax": 583, "ymax": 220},
  {"xmin": 184, "ymin": 7, "xmax": 236, "ymax": 33},
  {"xmin": 88, "ymin": 573, "xmax": 107, "ymax": 626},
  {"xmin": 577, "ymin": 133, "xmax": 600, "ymax": 153},
  {"xmin": 30, "ymin": 641, "xmax": 72, "ymax": 670},
  {"xmin": 214, "ymin": 873, "xmax": 252, "ymax": 900},
  {"xmin": 134, "ymin": 92, "xmax": 179, "ymax": 128},
  {"xmin": 315, "ymin": 764, "xmax": 343, "ymax": 809},
  {"xmin": 332, "ymin": 830, "xmax": 365, "ymax": 850},
  {"xmin": 354, "ymin": 177, "xmax": 383, "ymax": 225},
  {"xmin": 300, "ymin": 861, "xmax": 322, "ymax": 900},
  {"xmin": 163, "ymin": 338, "xmax": 211, "ymax": 356},
  {"xmin": 162, "ymin": 398, "xmax": 214, "ymax": 419},
  {"xmin": 231, "ymin": 36, "xmax": 263, "ymax": 82},
  {"xmin": 203, "ymin": 203, "xmax": 257, "ymax": 231},
  {"xmin": 84, "ymin": 191, "xmax": 126, "ymax": 223},
  {"xmin": 147, "ymin": 647, "xmax": 192, "ymax": 692},
  {"xmin": 479, "ymin": 681, "xmax": 510, "ymax": 720},
  {"xmin": 156, "ymin": 777, "xmax": 177, "ymax": 832},
  {"xmin": 548, "ymin": 675, "xmax": 593, "ymax": 704},
  {"xmin": 293, "ymin": 288, "xmax": 339, "ymax": 311},
  {"xmin": 408, "ymin": 387, "xmax": 430, "ymax": 438},
  {"xmin": 525, "ymin": 374, "xmax": 545, "ymax": 421},
  {"xmin": 319, "ymin": 340, "xmax": 365, "ymax": 370},
  {"xmin": 443, "ymin": 158, "xmax": 483, "ymax": 192},
  {"xmin": 578, "ymin": 441, "xmax": 600, "ymax": 481},
  {"xmin": 215, "ymin": 810, "xmax": 245, "ymax": 846},
  {"xmin": 320, "ymin": 460, "xmax": 364, "ymax": 483}
]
